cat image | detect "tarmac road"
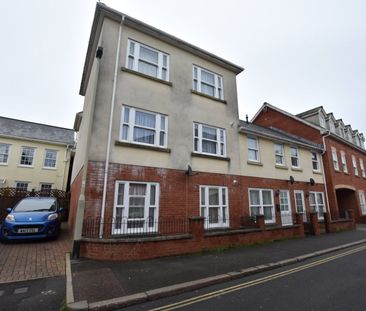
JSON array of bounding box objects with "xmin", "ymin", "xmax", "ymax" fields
[{"xmin": 122, "ymin": 244, "xmax": 366, "ymax": 311}]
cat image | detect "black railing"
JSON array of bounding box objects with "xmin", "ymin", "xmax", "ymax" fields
[{"xmin": 82, "ymin": 217, "xmax": 190, "ymax": 238}]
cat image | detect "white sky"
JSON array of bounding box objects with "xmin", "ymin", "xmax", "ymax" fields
[{"xmin": 1, "ymin": 0, "xmax": 366, "ymax": 133}]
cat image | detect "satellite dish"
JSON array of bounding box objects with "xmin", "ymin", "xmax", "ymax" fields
[
  {"xmin": 309, "ymin": 178, "xmax": 315, "ymax": 186},
  {"xmin": 289, "ymin": 176, "xmax": 295, "ymax": 184},
  {"xmin": 185, "ymin": 165, "xmax": 193, "ymax": 176}
]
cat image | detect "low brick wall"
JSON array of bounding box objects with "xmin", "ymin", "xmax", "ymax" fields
[
  {"xmin": 324, "ymin": 210, "xmax": 355, "ymax": 233},
  {"xmin": 80, "ymin": 216, "xmax": 305, "ymax": 261}
]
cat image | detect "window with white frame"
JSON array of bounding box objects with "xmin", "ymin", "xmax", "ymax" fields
[
  {"xmin": 360, "ymin": 159, "xmax": 365, "ymax": 178},
  {"xmin": 200, "ymin": 186, "xmax": 229, "ymax": 229},
  {"xmin": 309, "ymin": 192, "xmax": 325, "ymax": 220},
  {"xmin": 16, "ymin": 182, "xmax": 29, "ymax": 191},
  {"xmin": 359, "ymin": 191, "xmax": 366, "ymax": 215},
  {"xmin": 339, "ymin": 126, "xmax": 345, "ymax": 138},
  {"xmin": 329, "ymin": 121, "xmax": 335, "ymax": 133},
  {"xmin": 248, "ymin": 137, "xmax": 259, "ymax": 162},
  {"xmin": 340, "ymin": 151, "xmax": 348, "ymax": 173},
  {"xmin": 0, "ymin": 143, "xmax": 10, "ymax": 164},
  {"xmin": 121, "ymin": 106, "xmax": 167, "ymax": 148},
  {"xmin": 290, "ymin": 147, "xmax": 300, "ymax": 168},
  {"xmin": 352, "ymin": 155, "xmax": 358, "ymax": 176},
  {"xmin": 126, "ymin": 39, "xmax": 169, "ymax": 81},
  {"xmin": 347, "ymin": 130, "xmax": 353, "ymax": 142},
  {"xmin": 193, "ymin": 65, "xmax": 224, "ymax": 100},
  {"xmin": 319, "ymin": 115, "xmax": 326, "ymax": 128},
  {"xmin": 19, "ymin": 147, "xmax": 35, "ymax": 166},
  {"xmin": 311, "ymin": 152, "xmax": 320, "ymax": 171},
  {"xmin": 274, "ymin": 143, "xmax": 285, "ymax": 165},
  {"xmin": 40, "ymin": 183, "xmax": 52, "ymax": 192},
  {"xmin": 294, "ymin": 191, "xmax": 306, "ymax": 222},
  {"xmin": 43, "ymin": 150, "xmax": 57, "ymax": 168},
  {"xmin": 249, "ymin": 189, "xmax": 275, "ymax": 223},
  {"xmin": 331, "ymin": 147, "xmax": 339, "ymax": 171},
  {"xmin": 193, "ymin": 123, "xmax": 226, "ymax": 157},
  {"xmin": 113, "ymin": 181, "xmax": 159, "ymax": 234}
]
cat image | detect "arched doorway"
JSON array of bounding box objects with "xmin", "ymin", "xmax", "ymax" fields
[{"xmin": 335, "ymin": 186, "xmax": 357, "ymax": 218}]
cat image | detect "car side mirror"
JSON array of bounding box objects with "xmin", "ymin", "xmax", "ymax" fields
[{"xmin": 6, "ymin": 208, "xmax": 12, "ymax": 213}]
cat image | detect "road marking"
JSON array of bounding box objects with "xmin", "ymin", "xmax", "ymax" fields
[{"xmin": 150, "ymin": 245, "xmax": 366, "ymax": 311}]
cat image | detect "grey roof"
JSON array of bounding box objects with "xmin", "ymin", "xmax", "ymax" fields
[
  {"xmin": 296, "ymin": 106, "xmax": 323, "ymax": 118},
  {"xmin": 239, "ymin": 120, "xmax": 323, "ymax": 151},
  {"xmin": 0, "ymin": 116, "xmax": 74, "ymax": 146}
]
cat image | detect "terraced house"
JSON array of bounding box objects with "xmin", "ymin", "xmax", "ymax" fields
[{"xmin": 70, "ymin": 3, "xmax": 353, "ymax": 261}]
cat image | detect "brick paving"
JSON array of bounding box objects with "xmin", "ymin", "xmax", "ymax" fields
[{"xmin": 0, "ymin": 223, "xmax": 72, "ymax": 283}]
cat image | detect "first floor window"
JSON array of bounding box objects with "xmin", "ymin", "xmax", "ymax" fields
[
  {"xmin": 194, "ymin": 123, "xmax": 226, "ymax": 157},
  {"xmin": 290, "ymin": 147, "xmax": 300, "ymax": 167},
  {"xmin": 331, "ymin": 147, "xmax": 339, "ymax": 171},
  {"xmin": 193, "ymin": 65, "xmax": 224, "ymax": 99},
  {"xmin": 126, "ymin": 39, "xmax": 169, "ymax": 81},
  {"xmin": 360, "ymin": 159, "xmax": 365, "ymax": 178},
  {"xmin": 359, "ymin": 191, "xmax": 366, "ymax": 215},
  {"xmin": 311, "ymin": 152, "xmax": 320, "ymax": 171},
  {"xmin": 248, "ymin": 137, "xmax": 259, "ymax": 162},
  {"xmin": 44, "ymin": 150, "xmax": 57, "ymax": 168},
  {"xmin": 20, "ymin": 147, "xmax": 35, "ymax": 166},
  {"xmin": 274, "ymin": 143, "xmax": 285, "ymax": 165},
  {"xmin": 40, "ymin": 183, "xmax": 52, "ymax": 192},
  {"xmin": 16, "ymin": 182, "xmax": 29, "ymax": 191},
  {"xmin": 0, "ymin": 143, "xmax": 10, "ymax": 164},
  {"xmin": 340, "ymin": 151, "xmax": 348, "ymax": 173},
  {"xmin": 121, "ymin": 106, "xmax": 167, "ymax": 148},
  {"xmin": 113, "ymin": 181, "xmax": 159, "ymax": 234},
  {"xmin": 294, "ymin": 191, "xmax": 306, "ymax": 222},
  {"xmin": 352, "ymin": 155, "xmax": 358, "ymax": 176},
  {"xmin": 309, "ymin": 192, "xmax": 325, "ymax": 220},
  {"xmin": 200, "ymin": 186, "xmax": 229, "ymax": 229},
  {"xmin": 249, "ymin": 189, "xmax": 275, "ymax": 223}
]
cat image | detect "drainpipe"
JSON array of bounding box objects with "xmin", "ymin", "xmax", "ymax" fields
[
  {"xmin": 321, "ymin": 131, "xmax": 332, "ymax": 221},
  {"xmin": 99, "ymin": 17, "xmax": 125, "ymax": 238}
]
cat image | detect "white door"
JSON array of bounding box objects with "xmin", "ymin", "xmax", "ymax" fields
[
  {"xmin": 294, "ymin": 191, "xmax": 306, "ymax": 222},
  {"xmin": 279, "ymin": 190, "xmax": 292, "ymax": 226}
]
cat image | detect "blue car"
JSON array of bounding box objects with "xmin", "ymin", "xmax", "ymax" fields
[{"xmin": 1, "ymin": 197, "xmax": 63, "ymax": 241}]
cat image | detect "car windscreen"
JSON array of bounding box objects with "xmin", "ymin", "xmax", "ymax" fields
[{"xmin": 13, "ymin": 199, "xmax": 57, "ymax": 212}]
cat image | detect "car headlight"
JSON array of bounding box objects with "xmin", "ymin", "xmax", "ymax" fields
[
  {"xmin": 48, "ymin": 213, "xmax": 58, "ymax": 221},
  {"xmin": 5, "ymin": 214, "xmax": 15, "ymax": 222}
]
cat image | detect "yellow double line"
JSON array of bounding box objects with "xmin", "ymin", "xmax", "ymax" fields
[{"xmin": 150, "ymin": 244, "xmax": 366, "ymax": 311}]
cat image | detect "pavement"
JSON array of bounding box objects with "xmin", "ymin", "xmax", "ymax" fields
[{"xmin": 68, "ymin": 227, "xmax": 366, "ymax": 310}]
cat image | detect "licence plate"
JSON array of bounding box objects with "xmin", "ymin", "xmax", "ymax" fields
[{"xmin": 18, "ymin": 228, "xmax": 38, "ymax": 233}]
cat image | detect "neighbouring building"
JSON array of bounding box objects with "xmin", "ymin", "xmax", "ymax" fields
[
  {"xmin": 69, "ymin": 3, "xmax": 350, "ymax": 262},
  {"xmin": 253, "ymin": 103, "xmax": 366, "ymax": 223}
]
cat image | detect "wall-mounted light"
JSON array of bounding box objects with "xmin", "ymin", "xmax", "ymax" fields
[{"xmin": 96, "ymin": 46, "xmax": 103, "ymax": 59}]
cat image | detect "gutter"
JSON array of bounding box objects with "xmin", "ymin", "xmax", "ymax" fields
[
  {"xmin": 99, "ymin": 16, "xmax": 125, "ymax": 238},
  {"xmin": 321, "ymin": 131, "xmax": 332, "ymax": 221}
]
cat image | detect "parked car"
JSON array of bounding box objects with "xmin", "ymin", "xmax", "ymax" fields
[{"xmin": 0, "ymin": 197, "xmax": 63, "ymax": 241}]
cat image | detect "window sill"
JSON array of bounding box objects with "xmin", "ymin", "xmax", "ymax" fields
[
  {"xmin": 43, "ymin": 167, "xmax": 57, "ymax": 171},
  {"xmin": 291, "ymin": 167, "xmax": 303, "ymax": 172},
  {"xmin": 0, "ymin": 163, "xmax": 8, "ymax": 166},
  {"xmin": 18, "ymin": 165, "xmax": 34, "ymax": 168},
  {"xmin": 275, "ymin": 164, "xmax": 288, "ymax": 170},
  {"xmin": 191, "ymin": 152, "xmax": 230, "ymax": 161},
  {"xmin": 343, "ymin": 172, "xmax": 350, "ymax": 175},
  {"xmin": 121, "ymin": 67, "xmax": 173, "ymax": 87},
  {"xmin": 247, "ymin": 160, "xmax": 263, "ymax": 166},
  {"xmin": 312, "ymin": 170, "xmax": 322, "ymax": 175},
  {"xmin": 191, "ymin": 89, "xmax": 227, "ymax": 104},
  {"xmin": 115, "ymin": 141, "xmax": 171, "ymax": 153}
]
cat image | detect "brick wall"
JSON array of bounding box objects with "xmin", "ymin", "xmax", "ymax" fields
[{"xmin": 69, "ymin": 167, "xmax": 83, "ymax": 234}]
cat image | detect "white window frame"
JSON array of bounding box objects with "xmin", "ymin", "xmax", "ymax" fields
[
  {"xmin": 311, "ymin": 152, "xmax": 320, "ymax": 172},
  {"xmin": 43, "ymin": 149, "xmax": 58, "ymax": 169},
  {"xmin": 248, "ymin": 137, "xmax": 260, "ymax": 162},
  {"xmin": 329, "ymin": 121, "xmax": 335, "ymax": 133},
  {"xmin": 309, "ymin": 191, "xmax": 325, "ymax": 220},
  {"xmin": 200, "ymin": 186, "xmax": 229, "ymax": 229},
  {"xmin": 15, "ymin": 181, "xmax": 29, "ymax": 191},
  {"xmin": 331, "ymin": 147, "xmax": 339, "ymax": 171},
  {"xmin": 294, "ymin": 190, "xmax": 306, "ymax": 222},
  {"xmin": 192, "ymin": 65, "xmax": 224, "ymax": 100},
  {"xmin": 126, "ymin": 39, "xmax": 169, "ymax": 81},
  {"xmin": 340, "ymin": 151, "xmax": 348, "ymax": 173},
  {"xmin": 193, "ymin": 123, "xmax": 226, "ymax": 157},
  {"xmin": 274, "ymin": 143, "xmax": 285, "ymax": 166},
  {"xmin": 19, "ymin": 147, "xmax": 35, "ymax": 167},
  {"xmin": 120, "ymin": 106, "xmax": 168, "ymax": 148},
  {"xmin": 319, "ymin": 114, "xmax": 326, "ymax": 128},
  {"xmin": 279, "ymin": 190, "xmax": 293, "ymax": 226},
  {"xmin": 290, "ymin": 146, "xmax": 300, "ymax": 168},
  {"xmin": 112, "ymin": 181, "xmax": 160, "ymax": 235},
  {"xmin": 248, "ymin": 188, "xmax": 275, "ymax": 224},
  {"xmin": 359, "ymin": 191, "xmax": 366, "ymax": 215},
  {"xmin": 0, "ymin": 143, "xmax": 10, "ymax": 165},
  {"xmin": 352, "ymin": 155, "xmax": 358, "ymax": 176},
  {"xmin": 360, "ymin": 159, "xmax": 366, "ymax": 178}
]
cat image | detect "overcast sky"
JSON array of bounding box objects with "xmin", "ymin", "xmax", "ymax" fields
[{"xmin": 1, "ymin": 0, "xmax": 366, "ymax": 133}]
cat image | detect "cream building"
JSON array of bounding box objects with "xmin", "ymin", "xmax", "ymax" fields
[{"xmin": 0, "ymin": 116, "xmax": 74, "ymax": 191}]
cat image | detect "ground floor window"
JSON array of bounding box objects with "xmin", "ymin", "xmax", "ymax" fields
[
  {"xmin": 248, "ymin": 188, "xmax": 275, "ymax": 223},
  {"xmin": 294, "ymin": 190, "xmax": 307, "ymax": 222},
  {"xmin": 40, "ymin": 183, "xmax": 52, "ymax": 192},
  {"xmin": 15, "ymin": 181, "xmax": 29, "ymax": 191},
  {"xmin": 200, "ymin": 186, "xmax": 229, "ymax": 229},
  {"xmin": 359, "ymin": 191, "xmax": 366, "ymax": 215},
  {"xmin": 113, "ymin": 181, "xmax": 159, "ymax": 234},
  {"xmin": 309, "ymin": 192, "xmax": 325, "ymax": 220}
]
